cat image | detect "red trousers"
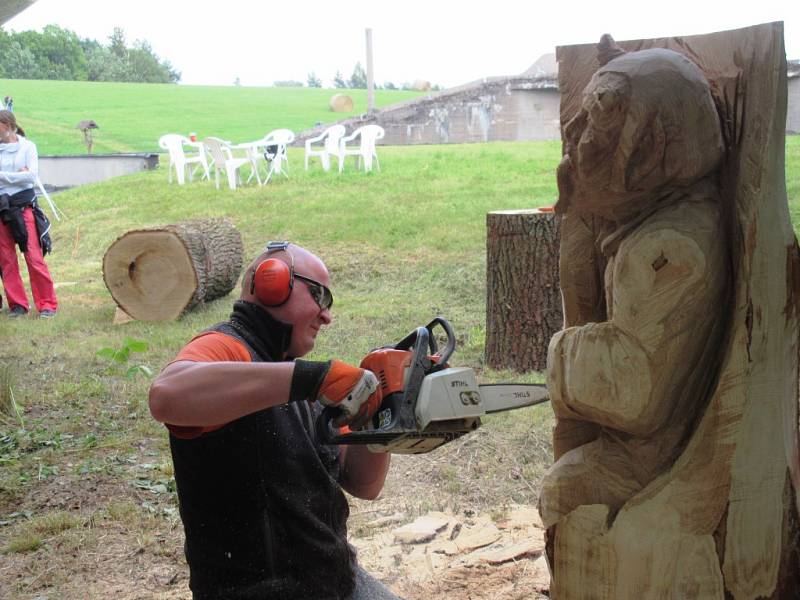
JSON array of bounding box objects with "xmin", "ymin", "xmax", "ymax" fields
[{"xmin": 0, "ymin": 207, "xmax": 58, "ymax": 313}]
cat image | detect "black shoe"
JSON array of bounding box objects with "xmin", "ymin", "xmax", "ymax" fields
[
  {"xmin": 39, "ymin": 310, "xmax": 56, "ymax": 319},
  {"xmin": 8, "ymin": 306, "xmax": 27, "ymax": 318}
]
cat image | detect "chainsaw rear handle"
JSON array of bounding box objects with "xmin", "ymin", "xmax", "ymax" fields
[{"xmin": 393, "ymin": 316, "xmax": 455, "ymax": 371}]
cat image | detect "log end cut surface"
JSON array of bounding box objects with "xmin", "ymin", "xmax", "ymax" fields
[{"xmin": 103, "ymin": 231, "xmax": 198, "ymax": 321}]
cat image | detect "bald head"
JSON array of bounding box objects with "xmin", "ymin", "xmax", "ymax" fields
[
  {"xmin": 240, "ymin": 243, "xmax": 332, "ymax": 357},
  {"xmin": 241, "ymin": 243, "xmax": 329, "ymax": 305}
]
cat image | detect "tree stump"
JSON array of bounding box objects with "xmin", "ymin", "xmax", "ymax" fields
[
  {"xmin": 102, "ymin": 218, "xmax": 243, "ymax": 321},
  {"xmin": 485, "ymin": 208, "xmax": 561, "ymax": 372}
]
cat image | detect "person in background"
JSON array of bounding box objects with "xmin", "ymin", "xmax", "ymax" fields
[
  {"xmin": 148, "ymin": 242, "xmax": 402, "ymax": 600},
  {"xmin": 0, "ymin": 110, "xmax": 58, "ymax": 318},
  {"xmin": 3, "ymin": 97, "xmax": 13, "ymax": 112}
]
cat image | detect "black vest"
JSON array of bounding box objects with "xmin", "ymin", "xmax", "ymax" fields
[{"xmin": 169, "ymin": 316, "xmax": 355, "ymax": 599}]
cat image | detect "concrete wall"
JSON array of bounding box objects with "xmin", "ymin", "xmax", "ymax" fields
[
  {"xmin": 298, "ymin": 66, "xmax": 800, "ymax": 146},
  {"xmin": 39, "ymin": 153, "xmax": 159, "ymax": 189},
  {"xmin": 295, "ymin": 76, "xmax": 561, "ymax": 146},
  {"xmin": 788, "ymin": 77, "xmax": 800, "ymax": 134}
]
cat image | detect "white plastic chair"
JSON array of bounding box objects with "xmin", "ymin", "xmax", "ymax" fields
[
  {"xmin": 202, "ymin": 137, "xmax": 254, "ymax": 190},
  {"xmin": 304, "ymin": 125, "xmax": 346, "ymax": 172},
  {"xmin": 35, "ymin": 175, "xmax": 66, "ymax": 221},
  {"xmin": 338, "ymin": 125, "xmax": 385, "ymax": 173},
  {"xmin": 257, "ymin": 129, "xmax": 295, "ymax": 183},
  {"xmin": 158, "ymin": 134, "xmax": 210, "ymax": 185}
]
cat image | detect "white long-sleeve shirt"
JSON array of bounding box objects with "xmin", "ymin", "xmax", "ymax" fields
[{"xmin": 0, "ymin": 135, "xmax": 37, "ymax": 196}]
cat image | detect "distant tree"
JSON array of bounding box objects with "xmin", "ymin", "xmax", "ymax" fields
[
  {"xmin": 13, "ymin": 25, "xmax": 87, "ymax": 80},
  {"xmin": 85, "ymin": 44, "xmax": 114, "ymax": 81},
  {"xmin": 307, "ymin": 71, "xmax": 322, "ymax": 88},
  {"xmin": 127, "ymin": 40, "xmax": 179, "ymax": 83},
  {"xmin": 333, "ymin": 70, "xmax": 347, "ymax": 88},
  {"xmin": 348, "ymin": 61, "xmax": 367, "ymax": 89},
  {"xmin": 0, "ymin": 24, "xmax": 180, "ymax": 83},
  {"xmin": 109, "ymin": 27, "xmax": 127, "ymax": 59},
  {"xmin": 431, "ymin": 84, "xmax": 442, "ymax": 91},
  {"xmin": 274, "ymin": 80, "xmax": 304, "ymax": 87},
  {"xmin": 234, "ymin": 77, "xmax": 241, "ymax": 86},
  {"xmin": 383, "ymin": 81, "xmax": 397, "ymax": 90},
  {"xmin": 2, "ymin": 41, "xmax": 38, "ymax": 79}
]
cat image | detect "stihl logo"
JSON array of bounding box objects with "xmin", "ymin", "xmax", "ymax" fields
[{"xmin": 450, "ymin": 380, "xmax": 468, "ymax": 388}]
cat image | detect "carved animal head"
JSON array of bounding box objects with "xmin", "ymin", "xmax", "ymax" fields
[{"xmin": 556, "ymin": 40, "xmax": 724, "ymax": 221}]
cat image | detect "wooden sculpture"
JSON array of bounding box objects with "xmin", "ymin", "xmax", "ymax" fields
[{"xmin": 540, "ymin": 23, "xmax": 800, "ymax": 598}]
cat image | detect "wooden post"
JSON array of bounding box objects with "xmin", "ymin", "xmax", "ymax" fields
[
  {"xmin": 366, "ymin": 28, "xmax": 375, "ymax": 112},
  {"xmin": 485, "ymin": 208, "xmax": 561, "ymax": 372},
  {"xmin": 102, "ymin": 218, "xmax": 243, "ymax": 321}
]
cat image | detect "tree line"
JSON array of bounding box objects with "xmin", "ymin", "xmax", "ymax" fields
[
  {"xmin": 0, "ymin": 25, "xmax": 180, "ymax": 83},
  {"xmin": 280, "ymin": 63, "xmax": 440, "ymax": 91}
]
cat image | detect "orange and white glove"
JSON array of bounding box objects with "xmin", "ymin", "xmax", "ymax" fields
[
  {"xmin": 317, "ymin": 360, "xmax": 382, "ymax": 428},
  {"xmin": 291, "ymin": 359, "xmax": 383, "ymax": 429}
]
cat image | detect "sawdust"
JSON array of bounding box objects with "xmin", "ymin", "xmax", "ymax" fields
[{"xmin": 351, "ymin": 504, "xmax": 549, "ymax": 599}]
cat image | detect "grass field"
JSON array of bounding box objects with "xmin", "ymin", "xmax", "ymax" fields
[
  {"xmin": 0, "ymin": 78, "xmax": 424, "ymax": 155},
  {"xmin": 0, "ymin": 137, "xmax": 798, "ymax": 598}
]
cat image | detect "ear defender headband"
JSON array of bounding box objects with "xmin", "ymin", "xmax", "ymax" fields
[{"xmin": 251, "ymin": 241, "xmax": 295, "ymax": 306}]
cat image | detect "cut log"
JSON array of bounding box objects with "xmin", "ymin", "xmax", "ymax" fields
[
  {"xmin": 541, "ymin": 23, "xmax": 800, "ymax": 598},
  {"xmin": 485, "ymin": 208, "xmax": 561, "ymax": 372},
  {"xmin": 102, "ymin": 218, "xmax": 243, "ymax": 321},
  {"xmin": 329, "ymin": 93, "xmax": 354, "ymax": 113}
]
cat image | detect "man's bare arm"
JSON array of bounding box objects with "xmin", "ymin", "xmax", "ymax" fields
[
  {"xmin": 339, "ymin": 446, "xmax": 391, "ymax": 500},
  {"xmin": 148, "ymin": 360, "xmax": 295, "ymax": 426}
]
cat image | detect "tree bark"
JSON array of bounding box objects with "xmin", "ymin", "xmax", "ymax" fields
[
  {"xmin": 485, "ymin": 208, "xmax": 561, "ymax": 372},
  {"xmin": 102, "ymin": 218, "xmax": 243, "ymax": 321}
]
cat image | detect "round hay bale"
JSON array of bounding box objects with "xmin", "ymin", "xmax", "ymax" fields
[
  {"xmin": 411, "ymin": 79, "xmax": 431, "ymax": 92},
  {"xmin": 329, "ymin": 93, "xmax": 354, "ymax": 112}
]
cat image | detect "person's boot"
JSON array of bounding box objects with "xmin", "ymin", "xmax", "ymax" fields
[{"xmin": 8, "ymin": 305, "xmax": 27, "ymax": 318}]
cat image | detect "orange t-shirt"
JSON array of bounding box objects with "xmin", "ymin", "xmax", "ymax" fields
[{"xmin": 165, "ymin": 331, "xmax": 252, "ymax": 439}]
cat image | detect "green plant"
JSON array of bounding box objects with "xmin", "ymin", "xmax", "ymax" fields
[
  {"xmin": 96, "ymin": 338, "xmax": 153, "ymax": 379},
  {"xmin": 0, "ymin": 363, "xmax": 24, "ymax": 428}
]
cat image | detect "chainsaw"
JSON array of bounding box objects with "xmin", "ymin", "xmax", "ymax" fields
[{"xmin": 316, "ymin": 317, "xmax": 549, "ymax": 454}]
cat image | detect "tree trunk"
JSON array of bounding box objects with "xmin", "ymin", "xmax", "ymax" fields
[
  {"xmin": 102, "ymin": 218, "xmax": 243, "ymax": 321},
  {"xmin": 485, "ymin": 208, "xmax": 561, "ymax": 372},
  {"xmin": 541, "ymin": 23, "xmax": 800, "ymax": 599}
]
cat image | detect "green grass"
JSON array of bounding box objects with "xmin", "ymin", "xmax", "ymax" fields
[{"xmin": 0, "ymin": 79, "xmax": 424, "ymax": 155}]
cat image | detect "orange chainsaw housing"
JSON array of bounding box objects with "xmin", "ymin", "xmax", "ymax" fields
[
  {"xmin": 360, "ymin": 349, "xmax": 411, "ymax": 396},
  {"xmin": 360, "ymin": 348, "xmax": 444, "ymax": 396}
]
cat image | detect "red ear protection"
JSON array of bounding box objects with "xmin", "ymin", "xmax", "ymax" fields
[{"xmin": 251, "ymin": 242, "xmax": 294, "ymax": 306}]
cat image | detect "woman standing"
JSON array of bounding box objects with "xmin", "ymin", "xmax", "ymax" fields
[{"xmin": 0, "ymin": 110, "xmax": 57, "ymax": 318}]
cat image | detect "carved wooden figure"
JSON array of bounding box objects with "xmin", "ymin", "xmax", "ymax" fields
[{"xmin": 540, "ymin": 23, "xmax": 800, "ymax": 598}]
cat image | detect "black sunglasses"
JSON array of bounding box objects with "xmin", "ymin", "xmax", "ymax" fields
[{"xmin": 295, "ymin": 273, "xmax": 333, "ymax": 311}]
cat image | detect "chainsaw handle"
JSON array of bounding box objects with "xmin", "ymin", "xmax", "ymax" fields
[
  {"xmin": 393, "ymin": 316, "xmax": 455, "ymax": 369},
  {"xmin": 317, "ymin": 406, "xmax": 345, "ymax": 445},
  {"xmin": 425, "ymin": 316, "xmax": 455, "ymax": 370}
]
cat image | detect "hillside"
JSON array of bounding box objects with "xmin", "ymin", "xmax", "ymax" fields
[{"xmin": 0, "ymin": 78, "xmax": 423, "ymax": 155}]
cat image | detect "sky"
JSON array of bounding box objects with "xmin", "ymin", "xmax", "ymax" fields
[{"xmin": 5, "ymin": 0, "xmax": 799, "ymax": 89}]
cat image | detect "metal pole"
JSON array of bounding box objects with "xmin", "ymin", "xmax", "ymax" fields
[{"xmin": 366, "ymin": 28, "xmax": 375, "ymax": 111}]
